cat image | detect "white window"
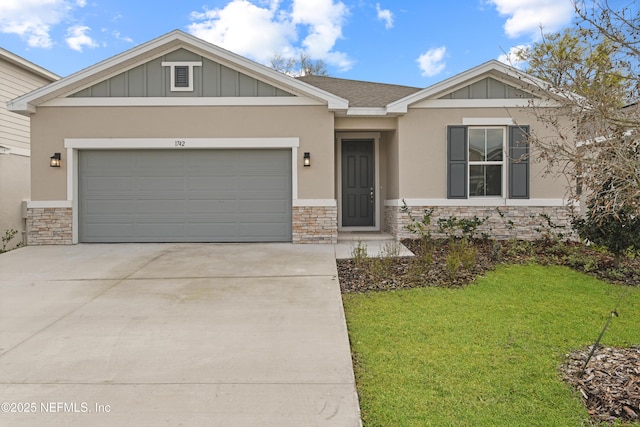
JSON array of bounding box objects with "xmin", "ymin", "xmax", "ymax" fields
[
  {"xmin": 161, "ymin": 61, "xmax": 202, "ymax": 92},
  {"xmin": 468, "ymin": 127, "xmax": 505, "ymax": 197}
]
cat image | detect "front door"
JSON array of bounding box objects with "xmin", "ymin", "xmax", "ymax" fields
[{"xmin": 342, "ymin": 139, "xmax": 374, "ymax": 227}]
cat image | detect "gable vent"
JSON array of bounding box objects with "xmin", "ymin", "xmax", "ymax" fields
[{"xmin": 174, "ymin": 66, "xmax": 189, "ymax": 88}]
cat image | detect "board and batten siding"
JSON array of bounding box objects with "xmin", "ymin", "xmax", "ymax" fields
[
  {"xmin": 70, "ymin": 48, "xmax": 294, "ymax": 98},
  {"xmin": 439, "ymin": 77, "xmax": 533, "ymax": 100},
  {"xmin": 0, "ymin": 58, "xmax": 52, "ymax": 153}
]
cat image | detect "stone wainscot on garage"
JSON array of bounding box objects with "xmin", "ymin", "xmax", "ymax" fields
[{"xmin": 8, "ymin": 30, "xmax": 573, "ymax": 245}]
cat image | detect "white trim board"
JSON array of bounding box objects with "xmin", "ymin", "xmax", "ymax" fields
[
  {"xmin": 292, "ymin": 199, "xmax": 337, "ymax": 207},
  {"xmin": 26, "ymin": 200, "xmax": 73, "ymax": 209},
  {"xmin": 65, "ymin": 137, "xmax": 300, "ymax": 149},
  {"xmin": 410, "ymin": 99, "xmax": 559, "ymax": 109},
  {"xmin": 42, "ymin": 97, "xmax": 325, "ymax": 108},
  {"xmin": 384, "ymin": 198, "xmax": 570, "ymax": 207},
  {"xmin": 462, "ymin": 117, "xmax": 514, "ymax": 126}
]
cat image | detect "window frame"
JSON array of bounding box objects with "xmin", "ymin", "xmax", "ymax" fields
[
  {"xmin": 161, "ymin": 61, "xmax": 202, "ymax": 92},
  {"xmin": 467, "ymin": 126, "xmax": 506, "ymax": 198}
]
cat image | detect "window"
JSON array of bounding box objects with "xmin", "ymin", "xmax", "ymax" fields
[
  {"xmin": 161, "ymin": 61, "xmax": 202, "ymax": 92},
  {"xmin": 468, "ymin": 128, "xmax": 504, "ymax": 197},
  {"xmin": 447, "ymin": 125, "xmax": 530, "ymax": 200}
]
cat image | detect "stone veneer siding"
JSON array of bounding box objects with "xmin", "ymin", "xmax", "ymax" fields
[
  {"xmin": 385, "ymin": 204, "xmax": 577, "ymax": 241},
  {"xmin": 292, "ymin": 206, "xmax": 338, "ymax": 244},
  {"xmin": 26, "ymin": 207, "xmax": 73, "ymax": 245}
]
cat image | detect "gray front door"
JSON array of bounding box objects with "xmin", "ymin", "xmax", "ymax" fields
[
  {"xmin": 79, "ymin": 149, "xmax": 292, "ymax": 243},
  {"xmin": 342, "ymin": 139, "xmax": 374, "ymax": 227}
]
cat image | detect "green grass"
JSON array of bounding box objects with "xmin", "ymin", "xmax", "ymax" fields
[{"xmin": 342, "ymin": 265, "xmax": 640, "ymax": 427}]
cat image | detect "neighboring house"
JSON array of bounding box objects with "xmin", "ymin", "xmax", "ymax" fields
[
  {"xmin": 0, "ymin": 48, "xmax": 59, "ymax": 247},
  {"xmin": 8, "ymin": 30, "xmax": 572, "ymax": 245}
]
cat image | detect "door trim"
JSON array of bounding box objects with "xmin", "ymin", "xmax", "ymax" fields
[{"xmin": 336, "ymin": 132, "xmax": 380, "ymax": 231}]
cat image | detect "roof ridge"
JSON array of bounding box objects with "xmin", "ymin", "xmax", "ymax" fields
[{"xmin": 297, "ymin": 74, "xmax": 422, "ymax": 90}]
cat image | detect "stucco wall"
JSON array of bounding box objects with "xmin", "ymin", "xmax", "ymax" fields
[
  {"xmin": 395, "ymin": 107, "xmax": 570, "ymax": 199},
  {"xmin": 384, "ymin": 127, "xmax": 400, "ymax": 200},
  {"xmin": 0, "ymin": 154, "xmax": 28, "ymax": 247},
  {"xmin": 30, "ymin": 105, "xmax": 335, "ymax": 202}
]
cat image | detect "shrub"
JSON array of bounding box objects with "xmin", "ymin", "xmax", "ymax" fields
[
  {"xmin": 437, "ymin": 215, "xmax": 488, "ymax": 241},
  {"xmin": 573, "ymin": 205, "xmax": 640, "ymax": 266},
  {"xmin": 351, "ymin": 240, "xmax": 369, "ymax": 268},
  {"xmin": 400, "ymin": 200, "xmax": 433, "ymax": 244},
  {"xmin": 1, "ymin": 229, "xmax": 21, "ymax": 253},
  {"xmin": 445, "ymin": 250, "xmax": 461, "ymax": 279}
]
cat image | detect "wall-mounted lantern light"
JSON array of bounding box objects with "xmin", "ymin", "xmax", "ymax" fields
[
  {"xmin": 50, "ymin": 153, "xmax": 61, "ymax": 168},
  {"xmin": 303, "ymin": 152, "xmax": 311, "ymax": 167}
]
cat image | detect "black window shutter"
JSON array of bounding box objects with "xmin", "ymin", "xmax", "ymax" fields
[
  {"xmin": 175, "ymin": 66, "xmax": 189, "ymax": 87},
  {"xmin": 509, "ymin": 125, "xmax": 530, "ymax": 199},
  {"xmin": 447, "ymin": 126, "xmax": 468, "ymax": 199}
]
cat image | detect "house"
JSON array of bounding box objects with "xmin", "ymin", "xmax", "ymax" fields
[
  {"xmin": 0, "ymin": 48, "xmax": 59, "ymax": 248},
  {"xmin": 8, "ymin": 30, "xmax": 572, "ymax": 245}
]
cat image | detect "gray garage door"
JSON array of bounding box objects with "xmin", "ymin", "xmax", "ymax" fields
[{"xmin": 79, "ymin": 149, "xmax": 292, "ymax": 243}]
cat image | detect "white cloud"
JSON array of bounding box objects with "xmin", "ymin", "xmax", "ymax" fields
[
  {"xmin": 497, "ymin": 44, "xmax": 529, "ymax": 68},
  {"xmin": 376, "ymin": 3, "xmax": 393, "ymax": 29},
  {"xmin": 291, "ymin": 0, "xmax": 351, "ymax": 69},
  {"xmin": 0, "ymin": 0, "xmax": 88, "ymax": 48},
  {"xmin": 66, "ymin": 25, "xmax": 98, "ymax": 51},
  {"xmin": 188, "ymin": 0, "xmax": 352, "ymax": 71},
  {"xmin": 0, "ymin": 0, "xmax": 74, "ymax": 48},
  {"xmin": 189, "ymin": 0, "xmax": 296, "ymax": 63},
  {"xmin": 113, "ymin": 30, "xmax": 133, "ymax": 43},
  {"xmin": 488, "ymin": 0, "xmax": 574, "ymax": 39},
  {"xmin": 417, "ymin": 46, "xmax": 446, "ymax": 77}
]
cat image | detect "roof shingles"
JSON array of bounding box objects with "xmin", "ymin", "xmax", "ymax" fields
[{"xmin": 296, "ymin": 75, "xmax": 422, "ymax": 108}]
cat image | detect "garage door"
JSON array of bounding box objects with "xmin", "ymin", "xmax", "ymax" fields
[{"xmin": 79, "ymin": 149, "xmax": 292, "ymax": 242}]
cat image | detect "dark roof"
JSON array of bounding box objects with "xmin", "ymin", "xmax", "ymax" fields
[{"xmin": 296, "ymin": 75, "xmax": 422, "ymax": 108}]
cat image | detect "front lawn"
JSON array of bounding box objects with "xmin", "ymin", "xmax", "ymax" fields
[{"xmin": 343, "ymin": 264, "xmax": 640, "ymax": 426}]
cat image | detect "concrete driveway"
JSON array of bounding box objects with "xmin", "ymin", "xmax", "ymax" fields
[{"xmin": 0, "ymin": 244, "xmax": 361, "ymax": 427}]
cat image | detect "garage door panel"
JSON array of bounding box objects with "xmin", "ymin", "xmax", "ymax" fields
[
  {"xmin": 84, "ymin": 176, "xmax": 135, "ymax": 192},
  {"xmin": 238, "ymin": 176, "xmax": 290, "ymax": 190},
  {"xmin": 136, "ymin": 222, "xmax": 187, "ymax": 238},
  {"xmin": 186, "ymin": 222, "xmax": 239, "ymax": 238},
  {"xmin": 238, "ymin": 200, "xmax": 289, "ymax": 213},
  {"xmin": 135, "ymin": 200, "xmax": 188, "ymax": 214},
  {"xmin": 188, "ymin": 176, "xmax": 238, "ymax": 190},
  {"xmin": 239, "ymin": 223, "xmax": 290, "ymax": 238},
  {"xmin": 187, "ymin": 200, "xmax": 238, "ymax": 214},
  {"xmin": 137, "ymin": 177, "xmax": 186, "ymax": 191},
  {"xmin": 83, "ymin": 222, "xmax": 136, "ymax": 241},
  {"xmin": 83, "ymin": 199, "xmax": 136, "ymax": 214},
  {"xmin": 136, "ymin": 152, "xmax": 182, "ymax": 170},
  {"xmin": 79, "ymin": 149, "xmax": 292, "ymax": 242}
]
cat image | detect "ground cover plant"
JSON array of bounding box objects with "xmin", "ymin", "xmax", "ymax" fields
[{"xmin": 342, "ymin": 263, "xmax": 640, "ymax": 426}]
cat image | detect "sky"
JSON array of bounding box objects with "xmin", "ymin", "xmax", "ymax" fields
[{"xmin": 0, "ymin": 0, "xmax": 583, "ymax": 88}]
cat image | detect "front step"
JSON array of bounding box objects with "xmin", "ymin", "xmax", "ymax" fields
[
  {"xmin": 337, "ymin": 231, "xmax": 395, "ymax": 242},
  {"xmin": 334, "ymin": 232, "xmax": 414, "ymax": 259}
]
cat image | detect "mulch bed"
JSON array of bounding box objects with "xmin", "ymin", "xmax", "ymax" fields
[
  {"xmin": 561, "ymin": 346, "xmax": 640, "ymax": 424},
  {"xmin": 337, "ymin": 238, "xmax": 640, "ymax": 425}
]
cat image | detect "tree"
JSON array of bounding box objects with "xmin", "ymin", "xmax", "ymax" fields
[
  {"xmin": 573, "ymin": 179, "xmax": 640, "ymax": 263},
  {"xmin": 269, "ymin": 52, "xmax": 328, "ymax": 77},
  {"xmin": 514, "ymin": 0, "xmax": 640, "ymax": 249}
]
